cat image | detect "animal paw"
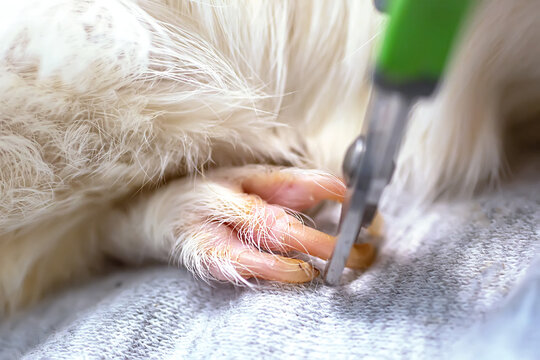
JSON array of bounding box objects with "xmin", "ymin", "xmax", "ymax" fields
[{"xmin": 174, "ymin": 166, "xmax": 375, "ymax": 285}]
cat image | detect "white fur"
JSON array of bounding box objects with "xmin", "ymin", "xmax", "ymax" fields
[{"xmin": 0, "ymin": 0, "xmax": 538, "ymax": 313}]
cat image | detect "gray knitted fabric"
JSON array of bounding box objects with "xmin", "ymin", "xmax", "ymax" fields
[{"xmin": 1, "ymin": 161, "xmax": 539, "ymax": 359}]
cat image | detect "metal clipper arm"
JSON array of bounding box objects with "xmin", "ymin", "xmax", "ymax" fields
[{"xmin": 323, "ymin": 87, "xmax": 414, "ymax": 285}]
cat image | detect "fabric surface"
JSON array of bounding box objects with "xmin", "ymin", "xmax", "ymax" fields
[{"xmin": 1, "ymin": 160, "xmax": 539, "ymax": 359}]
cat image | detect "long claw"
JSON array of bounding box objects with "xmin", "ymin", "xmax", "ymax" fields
[
  {"xmin": 241, "ymin": 204, "xmax": 375, "ymax": 269},
  {"xmin": 234, "ymin": 249, "xmax": 319, "ymax": 283},
  {"xmin": 207, "ymin": 226, "xmax": 319, "ymax": 283},
  {"xmin": 241, "ymin": 169, "xmax": 345, "ymax": 211},
  {"xmin": 275, "ymin": 212, "xmax": 375, "ymax": 269}
]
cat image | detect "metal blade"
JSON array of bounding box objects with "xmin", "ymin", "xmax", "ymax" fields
[{"xmin": 323, "ymin": 88, "xmax": 414, "ymax": 285}]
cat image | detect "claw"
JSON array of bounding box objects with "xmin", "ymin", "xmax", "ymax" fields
[
  {"xmin": 208, "ymin": 226, "xmax": 319, "ymax": 283},
  {"xmin": 234, "ymin": 250, "xmax": 319, "ymax": 283},
  {"xmin": 234, "ymin": 204, "xmax": 375, "ymax": 270},
  {"xmin": 266, "ymin": 206, "xmax": 375, "ymax": 269},
  {"xmin": 241, "ymin": 169, "xmax": 345, "ymax": 211}
]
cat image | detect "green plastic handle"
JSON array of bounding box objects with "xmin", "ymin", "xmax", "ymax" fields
[{"xmin": 375, "ymin": 0, "xmax": 474, "ymax": 97}]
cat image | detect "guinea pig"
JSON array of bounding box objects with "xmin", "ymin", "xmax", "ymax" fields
[{"xmin": 1, "ymin": 0, "xmax": 539, "ymax": 314}]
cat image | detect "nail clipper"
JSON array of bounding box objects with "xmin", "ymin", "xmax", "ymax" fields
[{"xmin": 324, "ymin": 0, "xmax": 474, "ymax": 285}]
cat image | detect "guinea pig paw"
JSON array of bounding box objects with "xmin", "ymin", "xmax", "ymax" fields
[{"xmin": 179, "ymin": 166, "xmax": 375, "ymax": 285}]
